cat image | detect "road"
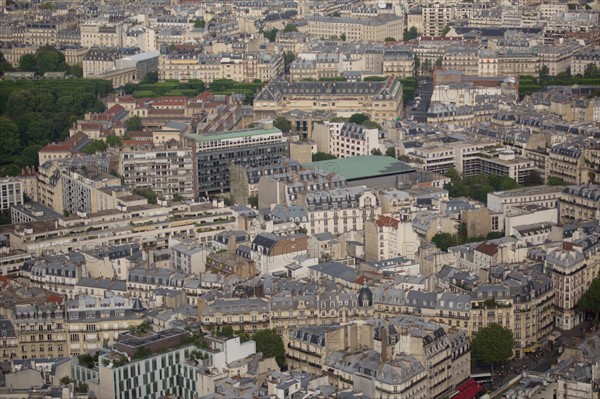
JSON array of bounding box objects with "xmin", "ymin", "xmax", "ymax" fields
[{"xmin": 404, "ymin": 77, "xmax": 433, "ymax": 123}]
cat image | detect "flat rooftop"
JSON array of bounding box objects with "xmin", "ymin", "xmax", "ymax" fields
[
  {"xmin": 304, "ymin": 155, "xmax": 414, "ymax": 181},
  {"xmin": 186, "ymin": 127, "xmax": 282, "ymax": 142}
]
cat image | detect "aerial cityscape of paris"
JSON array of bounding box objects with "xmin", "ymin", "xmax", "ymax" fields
[{"xmin": 0, "ymin": 0, "xmax": 599, "ymax": 398}]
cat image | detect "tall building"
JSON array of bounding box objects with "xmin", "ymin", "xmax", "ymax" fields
[
  {"xmin": 0, "ymin": 178, "xmax": 24, "ymax": 211},
  {"xmin": 422, "ymin": 3, "xmax": 454, "ymax": 37},
  {"xmin": 187, "ymin": 122, "xmax": 289, "ymax": 196}
]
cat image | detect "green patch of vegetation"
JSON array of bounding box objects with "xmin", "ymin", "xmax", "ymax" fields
[
  {"xmin": 312, "ymin": 152, "xmax": 337, "ymax": 162},
  {"xmin": 444, "ymin": 167, "xmax": 520, "ymax": 204},
  {"xmin": 133, "ymin": 188, "xmax": 158, "ymax": 204},
  {"xmin": 399, "ymin": 77, "xmax": 418, "ymax": 104}
]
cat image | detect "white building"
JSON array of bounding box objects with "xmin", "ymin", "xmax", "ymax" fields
[{"xmin": 0, "ymin": 178, "xmax": 24, "ymax": 211}]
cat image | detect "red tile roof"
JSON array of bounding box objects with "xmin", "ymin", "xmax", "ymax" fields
[
  {"xmin": 375, "ymin": 215, "xmax": 400, "ymax": 228},
  {"xmin": 475, "ymin": 241, "xmax": 498, "ymax": 256}
]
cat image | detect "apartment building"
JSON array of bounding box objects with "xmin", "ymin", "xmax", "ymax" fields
[
  {"xmin": 365, "ymin": 215, "xmax": 420, "ymax": 261},
  {"xmin": 247, "ymin": 233, "xmax": 310, "ymax": 275},
  {"xmin": 2, "ymin": 201, "xmax": 235, "ymax": 256},
  {"xmin": 254, "ymin": 77, "xmax": 404, "ymax": 125},
  {"xmin": 422, "ymin": 3, "xmax": 454, "ymax": 37},
  {"xmin": 11, "ymin": 301, "xmax": 68, "ymax": 361},
  {"xmin": 187, "ymin": 123, "xmax": 289, "ymax": 196},
  {"xmin": 559, "ymin": 185, "xmax": 600, "ymax": 223},
  {"xmin": 0, "ymin": 178, "xmax": 24, "ymax": 211},
  {"xmin": 80, "ymin": 21, "xmax": 127, "ymax": 48},
  {"xmin": 312, "ymin": 121, "xmax": 382, "ymax": 158},
  {"xmin": 571, "ymin": 49, "xmax": 600, "ymax": 76},
  {"xmin": 66, "ymin": 295, "xmax": 146, "ymax": 356},
  {"xmin": 545, "ymin": 243, "xmax": 588, "ymax": 331},
  {"xmin": 159, "ymin": 51, "xmax": 283, "ymax": 83},
  {"xmin": 382, "ymin": 46, "xmax": 415, "ymax": 78},
  {"xmin": 113, "ymin": 140, "xmax": 195, "ymax": 201},
  {"xmin": 487, "ymin": 185, "xmax": 563, "ymax": 216},
  {"xmin": 304, "ymin": 14, "xmax": 403, "ymax": 42},
  {"xmin": 547, "ymin": 144, "xmax": 586, "ymax": 185},
  {"xmin": 60, "ymin": 167, "xmax": 122, "ymax": 215}
]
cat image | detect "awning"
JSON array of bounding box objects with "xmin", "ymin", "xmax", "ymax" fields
[
  {"xmin": 451, "ymin": 378, "xmax": 484, "ymax": 399},
  {"xmin": 523, "ymin": 343, "xmax": 541, "ymax": 353}
]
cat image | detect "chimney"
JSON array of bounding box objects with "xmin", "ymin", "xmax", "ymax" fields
[{"xmin": 562, "ymin": 242, "xmax": 574, "ymax": 251}]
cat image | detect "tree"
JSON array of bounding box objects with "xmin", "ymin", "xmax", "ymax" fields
[
  {"xmin": 242, "ymin": 93, "xmax": 255, "ymax": 105},
  {"xmin": 362, "ymin": 120, "xmax": 382, "ymax": 129},
  {"xmin": 348, "ymin": 113, "xmax": 370, "ymax": 124},
  {"xmin": 283, "ymin": 24, "xmax": 298, "ymax": 33},
  {"xmin": 18, "ymin": 54, "xmax": 37, "ymax": 72},
  {"xmin": 435, "ymin": 57, "xmax": 443, "ymax": 68},
  {"xmin": 539, "ymin": 65, "xmax": 550, "ymax": 83},
  {"xmin": 133, "ymin": 188, "xmax": 158, "ymax": 204},
  {"xmin": 523, "ymin": 170, "xmax": 544, "ymax": 186},
  {"xmin": 36, "ymin": 46, "xmax": 68, "ymax": 75},
  {"xmin": 253, "ymin": 329, "xmax": 285, "ymax": 367},
  {"xmin": 283, "ymin": 51, "xmax": 296, "ymax": 74},
  {"xmin": 431, "ymin": 232, "xmax": 457, "ymax": 252},
  {"xmin": 194, "ymin": 19, "xmax": 206, "ymax": 29},
  {"xmin": 371, "ymin": 148, "xmax": 383, "ymax": 156},
  {"xmin": 60, "ymin": 376, "xmax": 72, "ymax": 385},
  {"xmin": 19, "ymin": 144, "xmax": 43, "ymax": 167},
  {"xmin": 403, "ymin": 27, "xmax": 419, "ymax": 41},
  {"xmin": 340, "ymin": 33, "xmax": 346, "ymax": 41},
  {"xmin": 486, "ymin": 231, "xmax": 504, "ymax": 240},
  {"xmin": 0, "ymin": 118, "xmax": 20, "ymax": 163},
  {"xmin": 82, "ymin": 140, "xmax": 107, "ymax": 155},
  {"xmin": 106, "ymin": 134, "xmax": 122, "ymax": 147},
  {"xmin": 312, "ymin": 152, "xmax": 337, "ymax": 162},
  {"xmin": 273, "ymin": 116, "xmax": 291, "ymax": 133},
  {"xmin": 263, "ymin": 28, "xmax": 278, "ymax": 42},
  {"xmin": 471, "ymin": 323, "xmax": 514, "ymax": 373},
  {"xmin": 584, "ymin": 63, "xmax": 599, "ymax": 79},
  {"xmin": 547, "ymin": 176, "xmax": 566, "ymax": 186},
  {"xmin": 68, "ymin": 64, "xmax": 83, "ymax": 78},
  {"xmin": 422, "ymin": 58, "xmax": 432, "ymax": 73},
  {"xmin": 386, "ymin": 147, "xmax": 396, "ymax": 158},
  {"xmin": 220, "ymin": 325, "xmax": 235, "ymax": 339},
  {"xmin": 248, "ymin": 196, "xmax": 258, "ymax": 208},
  {"xmin": 441, "ymin": 24, "xmax": 451, "ymax": 36},
  {"xmin": 384, "ymin": 37, "xmax": 397, "ymax": 42},
  {"xmin": 577, "ymin": 275, "xmax": 600, "ymax": 322},
  {"xmin": 0, "ymin": 50, "xmax": 14, "ymax": 74},
  {"xmin": 126, "ymin": 116, "xmax": 143, "ymax": 131},
  {"xmin": 414, "ymin": 54, "xmax": 420, "ymax": 73},
  {"xmin": 141, "ymin": 71, "xmax": 159, "ymax": 84}
]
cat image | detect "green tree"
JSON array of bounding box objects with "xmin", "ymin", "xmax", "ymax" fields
[
  {"xmin": 59, "ymin": 376, "xmax": 72, "ymax": 385},
  {"xmin": 82, "ymin": 140, "xmax": 107, "ymax": 155},
  {"xmin": 242, "ymin": 93, "xmax": 255, "ymax": 105},
  {"xmin": 0, "ymin": 118, "xmax": 20, "ymax": 163},
  {"xmin": 0, "ymin": 50, "xmax": 14, "ymax": 74},
  {"xmin": 133, "ymin": 188, "xmax": 158, "ymax": 204},
  {"xmin": 283, "ymin": 51, "xmax": 296, "ymax": 74},
  {"xmin": 371, "ymin": 148, "xmax": 383, "ymax": 156},
  {"xmin": 584, "ymin": 63, "xmax": 599, "ymax": 78},
  {"xmin": 68, "ymin": 64, "xmax": 83, "ymax": 78},
  {"xmin": 441, "ymin": 24, "xmax": 451, "ymax": 36},
  {"xmin": 283, "ymin": 24, "xmax": 298, "ymax": 33},
  {"xmin": 403, "ymin": 27, "xmax": 419, "ymax": 41},
  {"xmin": 19, "ymin": 144, "xmax": 43, "ymax": 167},
  {"xmin": 18, "ymin": 54, "xmax": 37, "ymax": 72},
  {"xmin": 361, "ymin": 120, "xmax": 382, "ymax": 129},
  {"xmin": 435, "ymin": 57, "xmax": 443, "ymax": 68},
  {"xmin": 523, "ymin": 170, "xmax": 544, "ymax": 186},
  {"xmin": 577, "ymin": 275, "xmax": 600, "ymax": 322},
  {"xmin": 273, "ymin": 116, "xmax": 291, "ymax": 133},
  {"xmin": 263, "ymin": 28, "xmax": 279, "ymax": 42},
  {"xmin": 539, "ymin": 65, "xmax": 550, "ymax": 83},
  {"xmin": 340, "ymin": 33, "xmax": 346, "ymax": 41},
  {"xmin": 253, "ymin": 329, "xmax": 285, "ymax": 367},
  {"xmin": 384, "ymin": 37, "xmax": 397, "ymax": 42},
  {"xmin": 471, "ymin": 323, "xmax": 514, "ymax": 373},
  {"xmin": 312, "ymin": 152, "xmax": 337, "ymax": 162},
  {"xmin": 348, "ymin": 113, "xmax": 370, "ymax": 124},
  {"xmin": 194, "ymin": 19, "xmax": 206, "ymax": 29},
  {"xmin": 36, "ymin": 46, "xmax": 68, "ymax": 75},
  {"xmin": 414, "ymin": 54, "xmax": 420, "ymax": 73},
  {"xmin": 106, "ymin": 134, "xmax": 122, "ymax": 147},
  {"xmin": 126, "ymin": 115, "xmax": 143, "ymax": 131},
  {"xmin": 248, "ymin": 196, "xmax": 258, "ymax": 208},
  {"xmin": 385, "ymin": 147, "xmax": 396, "ymax": 158},
  {"xmin": 548, "ymin": 176, "xmax": 566, "ymax": 186},
  {"xmin": 141, "ymin": 71, "xmax": 159, "ymax": 84},
  {"xmin": 431, "ymin": 232, "xmax": 457, "ymax": 252},
  {"xmin": 220, "ymin": 325, "xmax": 235, "ymax": 339},
  {"xmin": 486, "ymin": 231, "xmax": 504, "ymax": 240}
]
